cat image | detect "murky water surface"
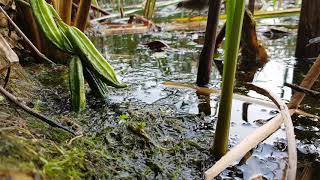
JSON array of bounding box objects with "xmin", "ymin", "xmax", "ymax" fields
[
  {"xmin": 88, "ymin": 15, "xmax": 320, "ymax": 178},
  {"xmin": 33, "ymin": 1, "xmax": 320, "ymax": 179}
]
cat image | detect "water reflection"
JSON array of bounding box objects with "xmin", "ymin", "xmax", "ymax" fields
[
  {"xmin": 90, "ymin": 25, "xmax": 307, "ymax": 117},
  {"xmin": 242, "ymin": 102, "xmax": 251, "ymax": 122},
  {"xmin": 197, "ymin": 93, "xmax": 212, "ymax": 116},
  {"xmin": 88, "ymin": 15, "xmax": 320, "ymax": 178}
]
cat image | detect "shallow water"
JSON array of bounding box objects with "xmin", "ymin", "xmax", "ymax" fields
[
  {"xmin": 26, "ymin": 1, "xmax": 319, "ymax": 179},
  {"xmin": 85, "ymin": 12, "xmax": 320, "ymax": 178}
]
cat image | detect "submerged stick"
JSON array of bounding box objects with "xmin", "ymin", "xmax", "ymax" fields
[
  {"xmin": 205, "ymin": 84, "xmax": 297, "ymax": 179},
  {"xmin": 196, "ymin": 0, "xmax": 222, "ymax": 86},
  {"xmin": 288, "ymin": 54, "xmax": 320, "ymax": 109},
  {"xmin": 285, "ymin": 82, "xmax": 320, "ymax": 98},
  {"xmin": 0, "ymin": 6, "xmax": 55, "ymax": 65},
  {"xmin": 246, "ymin": 84, "xmax": 297, "ymax": 180},
  {"xmin": 205, "ymin": 111, "xmax": 294, "ymax": 179},
  {"xmin": 163, "ymin": 81, "xmax": 319, "ymax": 119},
  {"xmin": 0, "ymin": 86, "xmax": 76, "ymax": 135}
]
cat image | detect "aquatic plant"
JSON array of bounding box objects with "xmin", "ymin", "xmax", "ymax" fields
[
  {"xmin": 143, "ymin": 0, "xmax": 156, "ymax": 19},
  {"xmin": 30, "ymin": 0, "xmax": 126, "ymax": 112},
  {"xmin": 213, "ymin": 0, "xmax": 246, "ymax": 157}
]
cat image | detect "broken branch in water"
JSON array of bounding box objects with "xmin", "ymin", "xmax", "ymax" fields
[
  {"xmin": 162, "ymin": 81, "xmax": 320, "ymax": 119},
  {"xmin": 0, "ymin": 6, "xmax": 55, "ymax": 65},
  {"xmin": 205, "ymin": 111, "xmax": 295, "ymax": 179},
  {"xmin": 288, "ymin": 54, "xmax": 320, "ymax": 109},
  {"xmin": 245, "ymin": 84, "xmax": 297, "ymax": 180},
  {"xmin": 0, "ymin": 86, "xmax": 76, "ymax": 135},
  {"xmin": 285, "ymin": 82, "xmax": 320, "ymax": 98},
  {"xmin": 204, "ymin": 84, "xmax": 297, "ymax": 180},
  {"xmin": 204, "ymin": 54, "xmax": 320, "ymax": 179}
]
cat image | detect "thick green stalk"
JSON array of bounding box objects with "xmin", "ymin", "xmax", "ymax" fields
[
  {"xmin": 92, "ymin": 0, "xmax": 98, "ymax": 6},
  {"xmin": 273, "ymin": 0, "xmax": 277, "ymax": 9},
  {"xmin": 212, "ymin": 0, "xmax": 246, "ymax": 158},
  {"xmin": 69, "ymin": 56, "xmax": 86, "ymax": 112},
  {"xmin": 143, "ymin": 0, "xmax": 156, "ymax": 19}
]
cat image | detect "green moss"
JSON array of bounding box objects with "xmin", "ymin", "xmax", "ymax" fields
[
  {"xmin": 0, "ymin": 127, "xmax": 111, "ymax": 179},
  {"xmin": 41, "ymin": 148, "xmax": 87, "ymax": 179},
  {"xmin": 0, "ymin": 95, "xmax": 4, "ymax": 102}
]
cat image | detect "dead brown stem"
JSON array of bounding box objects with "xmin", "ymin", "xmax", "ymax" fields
[
  {"xmin": 0, "ymin": 6, "xmax": 55, "ymax": 64},
  {"xmin": 15, "ymin": 0, "xmax": 44, "ymax": 52},
  {"xmin": 248, "ymin": 0, "xmax": 255, "ymax": 14},
  {"xmin": 205, "ymin": 84, "xmax": 297, "ymax": 180},
  {"xmin": 241, "ymin": 10, "xmax": 268, "ymax": 65},
  {"xmin": 205, "ymin": 111, "xmax": 295, "ymax": 179},
  {"xmin": 0, "ymin": 86, "xmax": 75, "ymax": 135},
  {"xmin": 215, "ymin": 10, "xmax": 268, "ymax": 65},
  {"xmin": 196, "ymin": 0, "xmax": 222, "ymax": 86},
  {"xmin": 59, "ymin": 0, "xmax": 72, "ymax": 24},
  {"xmin": 75, "ymin": 0, "xmax": 92, "ymax": 31},
  {"xmin": 246, "ymin": 84, "xmax": 297, "ymax": 180},
  {"xmin": 52, "ymin": 0, "xmax": 60, "ymax": 12}
]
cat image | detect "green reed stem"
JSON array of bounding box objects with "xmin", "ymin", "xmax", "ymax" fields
[
  {"xmin": 212, "ymin": 0, "xmax": 246, "ymax": 158},
  {"xmin": 143, "ymin": 0, "xmax": 156, "ymax": 19}
]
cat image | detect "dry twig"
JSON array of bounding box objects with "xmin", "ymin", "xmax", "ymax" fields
[
  {"xmin": 204, "ymin": 84, "xmax": 297, "ymax": 180},
  {"xmin": 246, "ymin": 84, "xmax": 297, "ymax": 180},
  {"xmin": 0, "ymin": 86, "xmax": 76, "ymax": 135},
  {"xmin": 205, "ymin": 54, "xmax": 320, "ymax": 179}
]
